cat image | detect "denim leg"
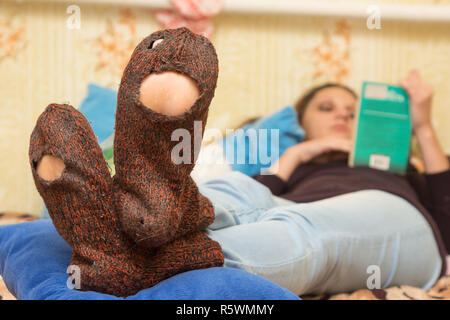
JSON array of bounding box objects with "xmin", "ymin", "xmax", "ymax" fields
[
  {"xmin": 199, "ymin": 173, "xmax": 442, "ymax": 296},
  {"xmin": 280, "ymin": 190, "xmax": 442, "ymax": 295},
  {"xmin": 198, "ymin": 171, "xmax": 288, "ymax": 230}
]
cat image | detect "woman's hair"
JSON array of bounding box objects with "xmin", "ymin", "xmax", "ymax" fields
[{"xmin": 294, "ymin": 83, "xmax": 358, "ymax": 126}]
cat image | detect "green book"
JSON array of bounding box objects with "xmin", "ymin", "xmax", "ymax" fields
[{"xmin": 348, "ymin": 81, "xmax": 412, "ymax": 175}]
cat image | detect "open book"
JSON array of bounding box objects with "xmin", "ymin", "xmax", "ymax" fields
[{"xmin": 348, "ymin": 81, "xmax": 412, "ymax": 175}]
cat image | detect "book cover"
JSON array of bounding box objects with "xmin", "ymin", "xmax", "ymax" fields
[{"xmin": 348, "ymin": 81, "xmax": 412, "ymax": 175}]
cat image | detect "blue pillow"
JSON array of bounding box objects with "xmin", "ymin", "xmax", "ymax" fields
[
  {"xmin": 79, "ymin": 83, "xmax": 117, "ymax": 144},
  {"xmin": 221, "ymin": 106, "xmax": 304, "ymax": 177},
  {"xmin": 0, "ymin": 220, "xmax": 300, "ymax": 300}
]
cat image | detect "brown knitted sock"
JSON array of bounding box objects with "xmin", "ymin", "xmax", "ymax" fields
[
  {"xmin": 28, "ymin": 28, "xmax": 224, "ymax": 297},
  {"xmin": 29, "ymin": 103, "xmax": 159, "ymax": 296},
  {"xmin": 29, "ymin": 103, "xmax": 125, "ymax": 256},
  {"xmin": 29, "ymin": 103, "xmax": 223, "ymax": 297},
  {"xmin": 113, "ymin": 26, "xmax": 224, "ymax": 264}
]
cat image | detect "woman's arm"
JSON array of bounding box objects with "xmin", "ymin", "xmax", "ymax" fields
[
  {"xmin": 251, "ymin": 146, "xmax": 303, "ymax": 195},
  {"xmin": 265, "ymin": 136, "xmax": 352, "ymax": 181},
  {"xmin": 252, "ymin": 136, "xmax": 352, "ymax": 195},
  {"xmin": 401, "ymin": 70, "xmax": 450, "ymax": 253},
  {"xmin": 415, "ymin": 125, "xmax": 449, "ymax": 174},
  {"xmin": 399, "ymin": 69, "xmax": 450, "ymax": 174}
]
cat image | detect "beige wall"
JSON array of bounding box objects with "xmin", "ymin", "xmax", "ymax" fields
[{"xmin": 1, "ymin": 0, "xmax": 450, "ymax": 215}]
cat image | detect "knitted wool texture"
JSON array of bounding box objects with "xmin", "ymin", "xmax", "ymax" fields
[
  {"xmin": 28, "ymin": 27, "xmax": 224, "ymax": 297},
  {"xmin": 113, "ymin": 27, "xmax": 219, "ymax": 249}
]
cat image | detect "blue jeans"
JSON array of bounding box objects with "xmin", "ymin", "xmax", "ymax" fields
[{"xmin": 198, "ymin": 171, "xmax": 442, "ymax": 296}]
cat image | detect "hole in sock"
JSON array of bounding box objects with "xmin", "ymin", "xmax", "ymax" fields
[
  {"xmin": 138, "ymin": 71, "xmax": 200, "ymax": 116},
  {"xmin": 148, "ymin": 38, "xmax": 164, "ymax": 49},
  {"xmin": 36, "ymin": 155, "xmax": 66, "ymax": 182}
]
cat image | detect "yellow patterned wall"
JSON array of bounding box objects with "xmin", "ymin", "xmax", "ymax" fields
[{"xmin": 1, "ymin": 0, "xmax": 450, "ymax": 215}]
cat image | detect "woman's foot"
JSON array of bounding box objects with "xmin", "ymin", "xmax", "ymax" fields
[
  {"xmin": 113, "ymin": 27, "xmax": 222, "ymax": 252},
  {"xmin": 29, "ymin": 104, "xmax": 157, "ymax": 296},
  {"xmin": 29, "ymin": 103, "xmax": 124, "ymax": 252},
  {"xmin": 36, "ymin": 155, "xmax": 66, "ymax": 182},
  {"xmin": 29, "ymin": 28, "xmax": 224, "ymax": 296},
  {"xmin": 139, "ymin": 70, "xmax": 200, "ymax": 116},
  {"xmin": 29, "ymin": 28, "xmax": 225, "ymax": 296}
]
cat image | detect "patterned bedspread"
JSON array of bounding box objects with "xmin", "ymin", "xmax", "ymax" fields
[
  {"xmin": 302, "ymin": 276, "xmax": 450, "ymax": 300},
  {"xmin": 0, "ymin": 212, "xmax": 448, "ymax": 300}
]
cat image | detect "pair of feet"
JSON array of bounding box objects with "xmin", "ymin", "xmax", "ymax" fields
[{"xmin": 29, "ymin": 27, "xmax": 223, "ymax": 297}]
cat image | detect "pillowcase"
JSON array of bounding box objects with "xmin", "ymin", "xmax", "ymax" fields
[
  {"xmin": 220, "ymin": 106, "xmax": 305, "ymax": 177},
  {"xmin": 0, "ymin": 220, "xmax": 300, "ymax": 300}
]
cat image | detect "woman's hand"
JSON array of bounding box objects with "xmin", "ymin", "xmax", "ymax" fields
[
  {"xmin": 399, "ymin": 69, "xmax": 449, "ymax": 174},
  {"xmin": 267, "ymin": 136, "xmax": 352, "ymax": 181},
  {"xmin": 291, "ymin": 136, "xmax": 352, "ymax": 164},
  {"xmin": 398, "ymin": 69, "xmax": 433, "ymax": 134}
]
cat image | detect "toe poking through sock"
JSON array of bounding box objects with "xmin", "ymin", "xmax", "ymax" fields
[
  {"xmin": 138, "ymin": 71, "xmax": 200, "ymax": 116},
  {"xmin": 36, "ymin": 154, "xmax": 66, "ymax": 182}
]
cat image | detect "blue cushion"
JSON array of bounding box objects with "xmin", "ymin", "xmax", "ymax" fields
[
  {"xmin": 220, "ymin": 106, "xmax": 304, "ymax": 177},
  {"xmin": 0, "ymin": 220, "xmax": 300, "ymax": 300},
  {"xmin": 79, "ymin": 83, "xmax": 117, "ymax": 145}
]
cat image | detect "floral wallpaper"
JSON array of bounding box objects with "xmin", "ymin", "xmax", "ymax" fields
[
  {"xmin": 311, "ymin": 19, "xmax": 352, "ymax": 82},
  {"xmin": 0, "ymin": 11, "xmax": 26, "ymax": 61},
  {"xmin": 92, "ymin": 9, "xmax": 138, "ymax": 77},
  {"xmin": 0, "ymin": 0, "xmax": 450, "ymax": 215}
]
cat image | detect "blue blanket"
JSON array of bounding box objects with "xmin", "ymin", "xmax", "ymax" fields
[{"xmin": 0, "ymin": 220, "xmax": 300, "ymax": 300}]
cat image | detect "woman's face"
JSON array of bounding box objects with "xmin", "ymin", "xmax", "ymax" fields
[{"xmin": 301, "ymin": 87, "xmax": 357, "ymax": 140}]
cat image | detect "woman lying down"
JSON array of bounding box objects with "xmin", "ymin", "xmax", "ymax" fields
[{"xmin": 29, "ymin": 27, "xmax": 450, "ymax": 297}]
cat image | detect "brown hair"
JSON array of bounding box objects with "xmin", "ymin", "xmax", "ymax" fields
[{"xmin": 294, "ymin": 83, "xmax": 358, "ymax": 126}]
